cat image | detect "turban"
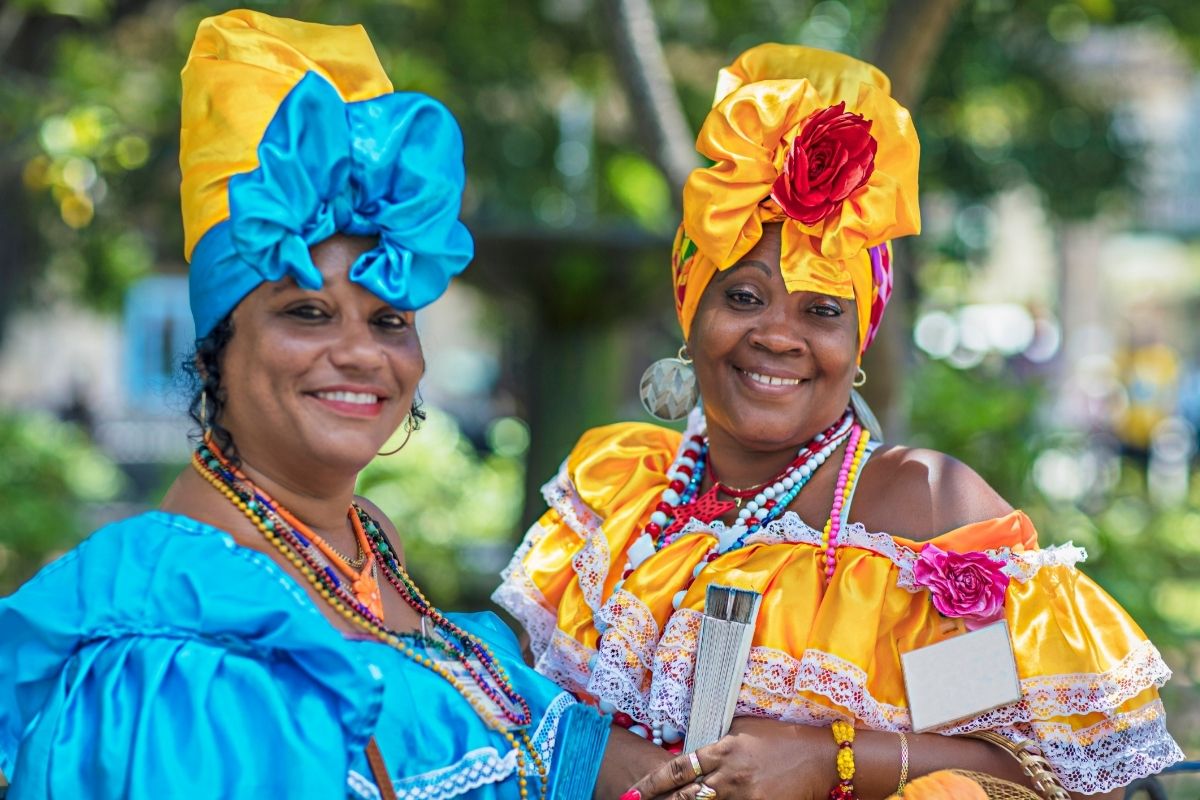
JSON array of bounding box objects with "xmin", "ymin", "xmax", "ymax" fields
[
  {"xmin": 180, "ymin": 10, "xmax": 473, "ymax": 338},
  {"xmin": 673, "ymin": 44, "xmax": 920, "ymax": 357}
]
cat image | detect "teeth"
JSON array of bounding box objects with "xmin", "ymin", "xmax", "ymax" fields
[
  {"xmin": 745, "ymin": 370, "xmax": 800, "ymax": 387},
  {"xmin": 316, "ymin": 391, "xmax": 381, "ymax": 405}
]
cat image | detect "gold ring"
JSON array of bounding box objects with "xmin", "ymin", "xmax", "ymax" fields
[
  {"xmin": 688, "ymin": 752, "xmax": 703, "ymax": 779},
  {"xmin": 695, "ymin": 782, "xmax": 718, "ymax": 800}
]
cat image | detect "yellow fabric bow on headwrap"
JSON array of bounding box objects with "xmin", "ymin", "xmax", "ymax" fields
[{"xmin": 673, "ymin": 44, "xmax": 921, "ymax": 356}]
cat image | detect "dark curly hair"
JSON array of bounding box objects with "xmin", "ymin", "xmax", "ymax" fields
[{"xmin": 185, "ymin": 314, "xmax": 426, "ymax": 463}]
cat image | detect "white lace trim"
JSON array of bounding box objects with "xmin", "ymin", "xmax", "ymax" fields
[
  {"xmin": 348, "ymin": 770, "xmax": 384, "ymax": 800},
  {"xmin": 541, "ymin": 461, "xmax": 611, "ymax": 615},
  {"xmin": 534, "ymin": 628, "xmax": 595, "ymax": 698},
  {"xmin": 541, "ymin": 459, "xmax": 603, "ymax": 538},
  {"xmin": 972, "ymin": 700, "xmax": 1184, "ymax": 794},
  {"xmin": 675, "ymin": 513, "xmax": 1087, "ymax": 589},
  {"xmin": 492, "ymin": 520, "xmax": 558, "ymax": 660},
  {"xmin": 380, "ymin": 691, "xmax": 574, "ymax": 800},
  {"xmin": 584, "ymin": 591, "xmax": 1181, "ymax": 794}
]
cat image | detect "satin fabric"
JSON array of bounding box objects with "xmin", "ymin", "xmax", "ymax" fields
[
  {"xmin": 0, "ymin": 511, "xmax": 570, "ymax": 799},
  {"xmin": 672, "ymin": 44, "xmax": 920, "ymax": 354},
  {"xmin": 180, "ymin": 11, "xmax": 472, "ymax": 337},
  {"xmin": 495, "ymin": 422, "xmax": 1182, "ymax": 793}
]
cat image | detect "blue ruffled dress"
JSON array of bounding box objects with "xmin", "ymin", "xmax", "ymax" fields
[{"xmin": 0, "ymin": 511, "xmax": 575, "ymax": 799}]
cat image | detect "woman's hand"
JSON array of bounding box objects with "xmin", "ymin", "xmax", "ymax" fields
[{"xmin": 619, "ymin": 717, "xmax": 836, "ymax": 800}]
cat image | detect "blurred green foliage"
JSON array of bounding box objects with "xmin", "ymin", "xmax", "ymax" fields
[
  {"xmin": 356, "ymin": 410, "xmax": 527, "ymax": 609},
  {"xmin": 3, "ymin": 0, "xmax": 1200, "ymax": 329},
  {"xmin": 0, "ymin": 411, "xmax": 125, "ymax": 594}
]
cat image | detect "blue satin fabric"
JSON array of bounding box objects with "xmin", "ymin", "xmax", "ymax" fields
[
  {"xmin": 189, "ymin": 71, "xmax": 474, "ymax": 338},
  {"xmin": 0, "ymin": 511, "xmax": 570, "ymax": 799}
]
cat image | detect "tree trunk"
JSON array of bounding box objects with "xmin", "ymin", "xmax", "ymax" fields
[
  {"xmin": 868, "ymin": 0, "xmax": 963, "ymax": 108},
  {"xmin": 863, "ymin": 0, "xmax": 964, "ymax": 440},
  {"xmin": 595, "ymin": 0, "xmax": 699, "ymax": 199}
]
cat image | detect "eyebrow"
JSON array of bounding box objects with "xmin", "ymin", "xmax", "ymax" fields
[
  {"xmin": 266, "ymin": 279, "xmax": 303, "ymax": 295},
  {"xmin": 714, "ymin": 259, "xmax": 773, "ymax": 282}
]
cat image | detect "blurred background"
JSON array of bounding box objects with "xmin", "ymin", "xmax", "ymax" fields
[{"xmin": 1, "ymin": 0, "xmax": 1198, "ymax": 787}]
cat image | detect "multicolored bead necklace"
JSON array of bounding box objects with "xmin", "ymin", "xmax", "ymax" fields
[
  {"xmin": 191, "ymin": 442, "xmax": 546, "ymax": 800},
  {"xmin": 711, "ymin": 411, "xmax": 855, "ymax": 554}
]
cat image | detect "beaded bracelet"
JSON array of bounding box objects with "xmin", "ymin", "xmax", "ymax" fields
[{"xmin": 829, "ymin": 721, "xmax": 858, "ymax": 799}]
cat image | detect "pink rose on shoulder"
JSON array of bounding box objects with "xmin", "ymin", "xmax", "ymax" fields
[{"xmin": 912, "ymin": 543, "xmax": 1009, "ymax": 630}]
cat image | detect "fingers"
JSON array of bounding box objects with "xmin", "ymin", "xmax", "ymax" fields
[
  {"xmin": 646, "ymin": 778, "xmax": 723, "ymax": 800},
  {"xmin": 621, "ymin": 748, "xmax": 712, "ymax": 800}
]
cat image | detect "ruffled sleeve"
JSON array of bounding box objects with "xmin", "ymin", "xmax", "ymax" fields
[
  {"xmin": 0, "ymin": 511, "xmax": 383, "ymax": 800},
  {"xmin": 492, "ymin": 421, "xmax": 681, "ymax": 693},
  {"xmin": 494, "ymin": 427, "xmax": 1184, "ymax": 795}
]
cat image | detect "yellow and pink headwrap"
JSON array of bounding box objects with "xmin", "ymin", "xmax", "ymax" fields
[{"xmin": 673, "ymin": 44, "xmax": 921, "ymax": 358}]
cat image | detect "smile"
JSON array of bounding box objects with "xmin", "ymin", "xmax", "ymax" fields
[
  {"xmin": 314, "ymin": 390, "xmax": 383, "ymax": 405},
  {"xmin": 736, "ymin": 367, "xmax": 803, "ymax": 387}
]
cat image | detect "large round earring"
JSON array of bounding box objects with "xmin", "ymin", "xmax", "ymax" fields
[
  {"xmin": 853, "ymin": 367, "xmax": 868, "ymax": 388},
  {"xmin": 377, "ymin": 414, "xmax": 417, "ymax": 457},
  {"xmin": 639, "ymin": 344, "xmax": 699, "ymax": 421}
]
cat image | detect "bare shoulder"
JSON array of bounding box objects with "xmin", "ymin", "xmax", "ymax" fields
[
  {"xmin": 851, "ymin": 445, "xmax": 1013, "ymax": 541},
  {"xmin": 354, "ymin": 495, "xmax": 405, "ymax": 562}
]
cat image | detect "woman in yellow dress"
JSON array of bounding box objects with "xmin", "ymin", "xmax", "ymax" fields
[{"xmin": 493, "ymin": 45, "xmax": 1183, "ymax": 800}]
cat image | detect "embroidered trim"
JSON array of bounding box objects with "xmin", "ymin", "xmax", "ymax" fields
[
  {"xmin": 581, "ymin": 590, "xmax": 1180, "ymax": 794},
  {"xmin": 534, "ymin": 628, "xmax": 595, "ymax": 698},
  {"xmin": 675, "ymin": 514, "xmax": 1087, "ymax": 588},
  {"xmin": 939, "ymin": 639, "xmax": 1173, "ymax": 732},
  {"xmin": 541, "ymin": 461, "xmax": 611, "ymax": 615},
  {"xmin": 541, "ymin": 460, "xmax": 603, "ymax": 541},
  {"xmin": 977, "ymin": 700, "xmax": 1184, "ymax": 794},
  {"xmin": 382, "ymin": 692, "xmax": 574, "ymax": 800},
  {"xmin": 493, "ymin": 520, "xmax": 558, "ymax": 660},
  {"xmin": 348, "ymin": 769, "xmax": 384, "ymax": 800}
]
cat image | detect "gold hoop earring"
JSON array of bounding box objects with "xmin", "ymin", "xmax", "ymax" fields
[
  {"xmin": 377, "ymin": 414, "xmax": 416, "ymax": 457},
  {"xmin": 853, "ymin": 367, "xmax": 867, "ymax": 388}
]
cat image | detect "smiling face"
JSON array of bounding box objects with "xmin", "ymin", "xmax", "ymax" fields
[
  {"xmin": 218, "ymin": 234, "xmax": 423, "ymax": 479},
  {"xmin": 689, "ymin": 223, "xmax": 859, "ymax": 454}
]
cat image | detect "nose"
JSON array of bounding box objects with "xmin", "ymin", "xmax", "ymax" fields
[
  {"xmin": 327, "ymin": 316, "xmax": 386, "ymax": 373},
  {"xmin": 748, "ymin": 303, "xmax": 808, "ymax": 355}
]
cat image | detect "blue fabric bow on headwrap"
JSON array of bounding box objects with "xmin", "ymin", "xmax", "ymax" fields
[{"xmin": 187, "ymin": 71, "xmax": 473, "ymax": 338}]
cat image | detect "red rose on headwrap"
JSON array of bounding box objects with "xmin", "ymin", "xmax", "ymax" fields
[{"xmin": 770, "ymin": 101, "xmax": 877, "ymax": 226}]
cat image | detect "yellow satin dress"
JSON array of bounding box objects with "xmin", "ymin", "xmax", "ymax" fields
[
  {"xmin": 489, "ymin": 419, "xmax": 1180, "ymax": 796},
  {"xmin": 494, "ymin": 415, "xmax": 1184, "ymax": 795}
]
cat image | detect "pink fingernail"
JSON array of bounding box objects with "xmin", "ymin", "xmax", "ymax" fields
[{"xmin": 620, "ymin": 791, "xmax": 641, "ymax": 800}]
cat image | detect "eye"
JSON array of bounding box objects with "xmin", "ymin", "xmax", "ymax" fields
[
  {"xmin": 284, "ymin": 303, "xmax": 330, "ymax": 321},
  {"xmin": 374, "ymin": 311, "xmax": 410, "ymax": 331},
  {"xmin": 726, "ymin": 288, "xmax": 763, "ymax": 307},
  {"xmin": 810, "ymin": 301, "xmax": 843, "ymax": 318}
]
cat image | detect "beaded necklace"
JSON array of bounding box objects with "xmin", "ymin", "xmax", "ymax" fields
[
  {"xmin": 614, "ymin": 411, "xmax": 857, "ymax": 600},
  {"xmin": 819, "ymin": 424, "xmax": 871, "ymax": 581},
  {"xmin": 191, "ymin": 444, "xmax": 546, "ymax": 800}
]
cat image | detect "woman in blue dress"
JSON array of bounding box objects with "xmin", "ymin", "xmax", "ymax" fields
[{"xmin": 0, "ymin": 11, "xmax": 662, "ymax": 799}]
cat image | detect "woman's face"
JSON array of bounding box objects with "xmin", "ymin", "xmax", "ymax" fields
[
  {"xmin": 219, "ymin": 235, "xmax": 423, "ymax": 477},
  {"xmin": 689, "ymin": 224, "xmax": 859, "ymax": 452}
]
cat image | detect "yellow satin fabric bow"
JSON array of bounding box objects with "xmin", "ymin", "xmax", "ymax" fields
[
  {"xmin": 673, "ymin": 44, "xmax": 921, "ymax": 351},
  {"xmin": 179, "ymin": 9, "xmax": 393, "ymax": 261}
]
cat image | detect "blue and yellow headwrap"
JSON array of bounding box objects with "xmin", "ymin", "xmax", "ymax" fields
[{"xmin": 180, "ymin": 10, "xmax": 473, "ymax": 338}]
